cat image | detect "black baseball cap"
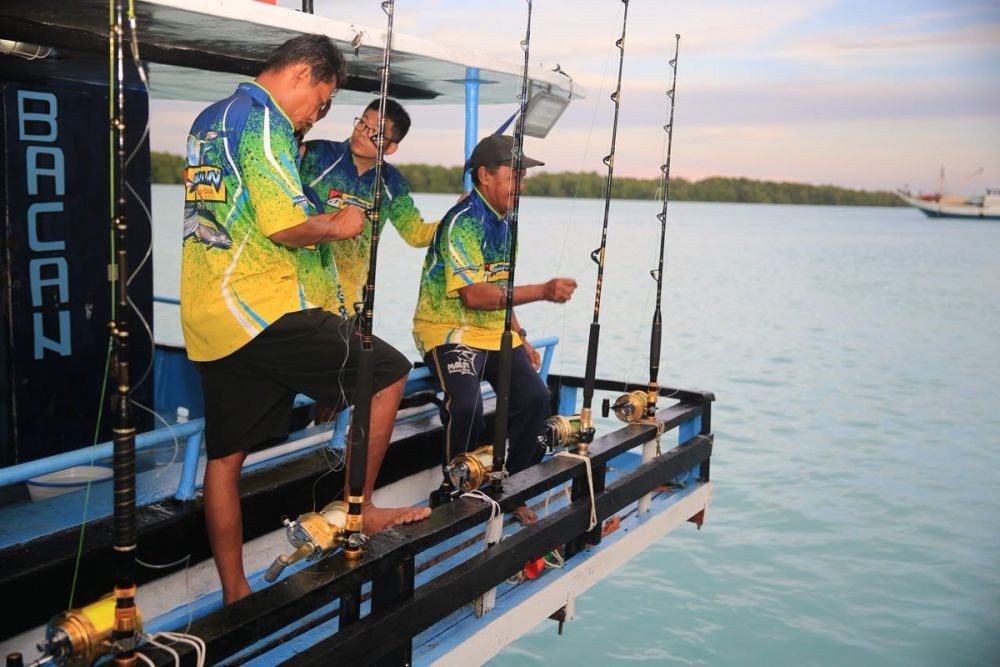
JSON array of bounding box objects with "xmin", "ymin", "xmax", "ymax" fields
[{"xmin": 465, "ymin": 134, "xmax": 545, "ymax": 172}]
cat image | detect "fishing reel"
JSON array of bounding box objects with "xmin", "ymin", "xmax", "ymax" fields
[
  {"xmin": 602, "ymin": 390, "xmax": 649, "ymax": 423},
  {"xmin": 538, "ymin": 414, "xmax": 594, "ymax": 454},
  {"xmin": 431, "ymin": 445, "xmax": 495, "ymax": 507},
  {"xmin": 265, "ymin": 500, "xmax": 366, "ymax": 582},
  {"xmin": 33, "ymin": 594, "xmax": 143, "ymax": 667},
  {"xmin": 445, "ymin": 445, "xmax": 495, "ymax": 492}
]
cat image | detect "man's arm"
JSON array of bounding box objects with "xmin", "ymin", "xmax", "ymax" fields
[
  {"xmin": 388, "ymin": 187, "xmax": 439, "ymax": 248},
  {"xmin": 511, "ymin": 312, "xmax": 541, "ymax": 369},
  {"xmin": 458, "ymin": 278, "xmax": 577, "ymax": 311},
  {"xmin": 269, "ymin": 205, "xmax": 365, "ymax": 248}
]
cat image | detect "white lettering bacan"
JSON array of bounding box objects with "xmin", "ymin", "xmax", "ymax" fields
[{"xmin": 19, "ymin": 90, "xmax": 71, "ymax": 359}]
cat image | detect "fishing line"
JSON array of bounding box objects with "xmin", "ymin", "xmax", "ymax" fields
[
  {"xmin": 121, "ymin": 0, "xmax": 167, "ymax": 421},
  {"xmin": 310, "ymin": 447, "xmax": 347, "ymax": 514},
  {"xmin": 157, "ymin": 632, "xmax": 206, "ymax": 667},
  {"xmin": 142, "ymin": 636, "xmax": 178, "ymax": 665},
  {"xmin": 129, "ymin": 398, "xmax": 182, "ymax": 469},
  {"xmin": 539, "ymin": 16, "xmax": 622, "ymax": 383},
  {"xmin": 135, "ymin": 553, "xmax": 191, "ymax": 570}
]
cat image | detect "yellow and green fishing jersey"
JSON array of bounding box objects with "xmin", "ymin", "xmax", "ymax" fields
[
  {"xmin": 298, "ymin": 184, "xmax": 346, "ymax": 315},
  {"xmin": 412, "ymin": 188, "xmax": 524, "ymax": 356},
  {"xmin": 181, "ymin": 81, "xmax": 315, "ymax": 361},
  {"xmin": 300, "ymin": 139, "xmax": 436, "ymax": 313}
]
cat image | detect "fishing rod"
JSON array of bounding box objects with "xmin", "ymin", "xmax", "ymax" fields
[
  {"xmin": 486, "ymin": 0, "xmax": 534, "ymax": 493},
  {"xmin": 342, "ymin": 0, "xmax": 396, "ymax": 559},
  {"xmin": 540, "ymin": 0, "xmax": 630, "ymax": 455},
  {"xmin": 267, "ymin": 0, "xmax": 396, "ymax": 572},
  {"xmin": 29, "ymin": 3, "xmax": 143, "ymax": 666},
  {"xmin": 608, "ymin": 34, "xmax": 680, "ymax": 424},
  {"xmin": 108, "ymin": 0, "xmax": 141, "ymax": 657}
]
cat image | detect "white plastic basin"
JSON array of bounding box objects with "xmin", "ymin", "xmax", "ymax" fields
[{"xmin": 26, "ymin": 465, "xmax": 114, "ymax": 502}]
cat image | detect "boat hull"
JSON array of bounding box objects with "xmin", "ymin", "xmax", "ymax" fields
[{"xmin": 897, "ymin": 192, "xmax": 1000, "ymax": 220}]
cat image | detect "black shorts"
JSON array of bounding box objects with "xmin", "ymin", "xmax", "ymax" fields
[{"xmin": 198, "ymin": 309, "xmax": 410, "ymax": 460}]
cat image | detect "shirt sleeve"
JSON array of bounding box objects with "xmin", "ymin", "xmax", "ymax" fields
[
  {"xmin": 241, "ymin": 108, "xmax": 309, "ymax": 237},
  {"xmin": 443, "ymin": 214, "xmax": 485, "ymax": 298},
  {"xmin": 387, "ymin": 178, "xmax": 439, "ymax": 247}
]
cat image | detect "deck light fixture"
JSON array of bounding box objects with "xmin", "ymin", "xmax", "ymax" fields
[{"xmin": 522, "ymin": 90, "xmax": 569, "ymax": 138}]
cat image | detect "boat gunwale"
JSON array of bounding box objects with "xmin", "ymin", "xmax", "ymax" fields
[{"xmin": 135, "ymin": 401, "xmax": 713, "ymax": 665}]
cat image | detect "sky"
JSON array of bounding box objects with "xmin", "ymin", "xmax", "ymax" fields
[{"xmin": 150, "ymin": 0, "xmax": 1000, "ymax": 194}]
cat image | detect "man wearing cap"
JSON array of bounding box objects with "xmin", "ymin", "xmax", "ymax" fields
[{"xmin": 412, "ymin": 134, "xmax": 577, "ymax": 524}]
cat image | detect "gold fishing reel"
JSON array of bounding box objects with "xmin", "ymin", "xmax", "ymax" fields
[
  {"xmin": 445, "ymin": 445, "xmax": 494, "ymax": 492},
  {"xmin": 36, "ymin": 594, "xmax": 143, "ymax": 667},
  {"xmin": 538, "ymin": 413, "xmax": 595, "ymax": 454},
  {"xmin": 604, "ymin": 390, "xmax": 648, "ymax": 423},
  {"xmin": 265, "ymin": 500, "xmax": 364, "ymax": 582}
]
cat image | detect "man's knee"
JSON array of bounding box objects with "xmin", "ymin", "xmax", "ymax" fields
[
  {"xmin": 525, "ymin": 375, "xmax": 550, "ymax": 404},
  {"xmin": 445, "ymin": 387, "xmax": 483, "ymax": 421},
  {"xmin": 516, "ymin": 374, "xmax": 551, "ymax": 418}
]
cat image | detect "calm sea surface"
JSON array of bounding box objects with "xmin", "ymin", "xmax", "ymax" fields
[{"xmin": 152, "ymin": 186, "xmax": 1000, "ymax": 666}]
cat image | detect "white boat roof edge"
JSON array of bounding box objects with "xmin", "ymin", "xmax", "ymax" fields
[{"xmin": 0, "ymin": 0, "xmax": 585, "ymax": 105}]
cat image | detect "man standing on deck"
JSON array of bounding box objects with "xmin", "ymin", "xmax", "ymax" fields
[
  {"xmin": 412, "ymin": 134, "xmax": 577, "ymax": 524},
  {"xmin": 180, "ymin": 34, "xmax": 430, "ymax": 605},
  {"xmin": 300, "ymin": 98, "xmax": 438, "ymax": 316}
]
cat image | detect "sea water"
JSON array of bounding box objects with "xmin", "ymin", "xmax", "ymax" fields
[{"xmin": 151, "ymin": 187, "xmax": 1000, "ymax": 666}]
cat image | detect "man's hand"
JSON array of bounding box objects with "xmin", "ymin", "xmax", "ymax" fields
[
  {"xmin": 523, "ymin": 339, "xmax": 541, "ymax": 370},
  {"xmin": 543, "ymin": 277, "xmax": 577, "ymax": 303},
  {"xmin": 269, "ymin": 205, "xmax": 366, "ymax": 248},
  {"xmin": 329, "ymin": 205, "xmax": 365, "ymax": 240}
]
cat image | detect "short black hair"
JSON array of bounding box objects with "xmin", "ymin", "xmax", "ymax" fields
[
  {"xmin": 261, "ymin": 34, "xmax": 347, "ymax": 88},
  {"xmin": 364, "ymin": 98, "xmax": 411, "ymax": 142}
]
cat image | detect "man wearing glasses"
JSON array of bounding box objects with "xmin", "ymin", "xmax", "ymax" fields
[
  {"xmin": 300, "ymin": 99, "xmax": 439, "ymax": 316},
  {"xmin": 181, "ymin": 35, "xmax": 430, "ymax": 606}
]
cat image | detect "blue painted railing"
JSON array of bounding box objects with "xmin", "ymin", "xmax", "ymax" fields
[{"xmin": 0, "ymin": 336, "xmax": 559, "ymax": 502}]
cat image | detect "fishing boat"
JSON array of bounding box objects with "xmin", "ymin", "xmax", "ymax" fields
[
  {"xmin": 0, "ymin": 1, "xmax": 715, "ymax": 665},
  {"xmin": 896, "ymin": 189, "xmax": 1000, "ymax": 220}
]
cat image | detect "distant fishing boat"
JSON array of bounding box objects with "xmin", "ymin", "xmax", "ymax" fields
[
  {"xmin": 897, "ymin": 166, "xmax": 1000, "ymax": 220},
  {"xmin": 896, "ymin": 189, "xmax": 1000, "ymax": 220}
]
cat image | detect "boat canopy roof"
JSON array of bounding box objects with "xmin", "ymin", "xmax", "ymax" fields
[{"xmin": 0, "ymin": 0, "xmax": 583, "ymax": 105}]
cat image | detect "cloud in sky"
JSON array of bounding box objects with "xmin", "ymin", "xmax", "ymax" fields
[{"xmin": 151, "ymin": 0, "xmax": 1000, "ymax": 194}]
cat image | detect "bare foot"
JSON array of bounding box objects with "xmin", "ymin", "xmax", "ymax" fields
[
  {"xmin": 222, "ymin": 579, "xmax": 252, "ymax": 606},
  {"xmin": 512, "ymin": 505, "xmax": 537, "ymax": 525},
  {"xmin": 362, "ymin": 503, "xmax": 432, "ymax": 535}
]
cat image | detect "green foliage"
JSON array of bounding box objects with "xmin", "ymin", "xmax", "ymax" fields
[
  {"xmin": 150, "ymin": 151, "xmax": 186, "ymax": 184},
  {"xmin": 396, "ymin": 164, "xmax": 463, "ymax": 194},
  {"xmin": 150, "ymin": 153, "xmax": 903, "ymax": 206},
  {"xmin": 395, "ymin": 164, "xmax": 904, "ymax": 207}
]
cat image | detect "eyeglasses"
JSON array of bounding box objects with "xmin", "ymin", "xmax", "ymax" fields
[
  {"xmin": 354, "ymin": 116, "xmax": 397, "ymax": 144},
  {"xmin": 315, "ymin": 86, "xmax": 339, "ymax": 118}
]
